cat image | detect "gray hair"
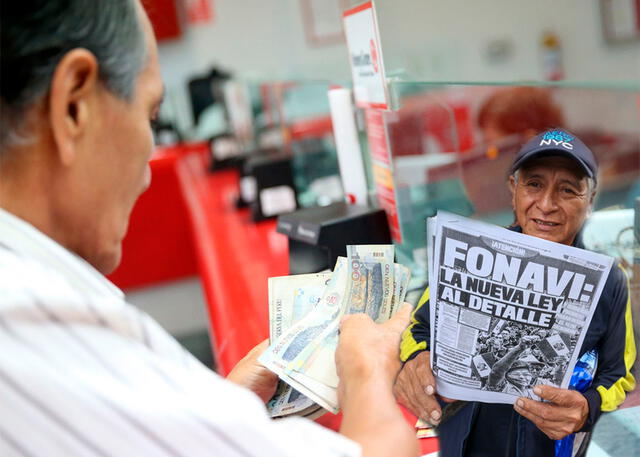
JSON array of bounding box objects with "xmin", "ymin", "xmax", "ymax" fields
[
  {"xmin": 0, "ymin": 0, "xmax": 147, "ymax": 152},
  {"xmin": 511, "ymin": 169, "xmax": 596, "ymax": 195}
]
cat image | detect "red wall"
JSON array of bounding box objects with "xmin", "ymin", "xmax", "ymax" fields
[{"xmin": 142, "ymin": 0, "xmax": 182, "ymax": 41}]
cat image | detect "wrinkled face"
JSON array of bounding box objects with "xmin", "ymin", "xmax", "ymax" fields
[
  {"xmin": 73, "ymin": 10, "xmax": 163, "ymax": 273},
  {"xmin": 509, "ymin": 156, "xmax": 594, "ymax": 246},
  {"xmin": 506, "ymin": 368, "xmax": 534, "ymax": 387}
]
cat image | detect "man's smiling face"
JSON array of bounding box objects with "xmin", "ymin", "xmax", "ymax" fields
[{"xmin": 509, "ymin": 156, "xmax": 594, "ymax": 246}]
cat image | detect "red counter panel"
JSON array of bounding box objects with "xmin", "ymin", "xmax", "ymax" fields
[{"xmin": 176, "ymin": 153, "xmax": 289, "ymax": 375}]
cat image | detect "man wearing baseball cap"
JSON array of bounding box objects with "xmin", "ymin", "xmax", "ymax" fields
[{"xmin": 395, "ymin": 128, "xmax": 636, "ymax": 457}]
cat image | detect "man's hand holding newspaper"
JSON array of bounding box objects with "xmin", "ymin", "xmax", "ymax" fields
[
  {"xmin": 514, "ymin": 385, "xmax": 589, "ymax": 440},
  {"xmin": 395, "ymin": 212, "xmax": 613, "ymax": 440},
  {"xmin": 394, "ymin": 351, "xmax": 453, "ymax": 426}
]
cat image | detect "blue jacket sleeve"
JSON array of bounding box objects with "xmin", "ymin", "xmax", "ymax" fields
[{"xmin": 580, "ymin": 264, "xmax": 636, "ymax": 430}]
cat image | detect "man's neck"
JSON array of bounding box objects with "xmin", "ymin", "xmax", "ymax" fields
[{"xmin": 0, "ymin": 146, "xmax": 70, "ymax": 256}]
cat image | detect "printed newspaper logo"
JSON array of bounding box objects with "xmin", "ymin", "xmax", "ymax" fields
[
  {"xmin": 440, "ymin": 237, "xmax": 597, "ymax": 329},
  {"xmin": 539, "ymin": 130, "xmax": 574, "ymax": 150},
  {"xmin": 489, "ymin": 240, "xmax": 526, "ymax": 257}
]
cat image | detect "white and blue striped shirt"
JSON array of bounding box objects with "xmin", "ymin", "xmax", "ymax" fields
[{"xmin": 0, "ymin": 208, "xmax": 359, "ymax": 457}]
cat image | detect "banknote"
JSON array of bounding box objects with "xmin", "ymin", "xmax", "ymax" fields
[
  {"xmin": 268, "ymin": 377, "xmax": 326, "ymax": 418},
  {"xmin": 287, "ymin": 261, "xmax": 411, "ymax": 391},
  {"xmin": 266, "ymin": 272, "xmax": 330, "ymax": 417},
  {"xmin": 391, "ymin": 263, "xmax": 411, "ymax": 316},
  {"xmin": 391, "ymin": 263, "xmax": 403, "ymax": 315},
  {"xmin": 261, "ymin": 322, "xmax": 339, "ymax": 414},
  {"xmin": 262, "ymin": 348, "xmax": 335, "ymax": 414},
  {"xmin": 260, "ymin": 258, "xmax": 348, "ymax": 388},
  {"xmin": 268, "ymin": 273, "xmax": 330, "ymax": 342},
  {"xmin": 415, "ymin": 417, "xmax": 438, "ymax": 439},
  {"xmin": 284, "ymin": 366, "xmax": 340, "ymax": 413},
  {"xmin": 287, "ymin": 319, "xmax": 341, "ymax": 388},
  {"xmin": 274, "ymin": 258, "xmax": 347, "ymax": 364},
  {"xmin": 262, "ymin": 247, "xmax": 412, "ymax": 416},
  {"xmin": 345, "ymin": 245, "xmax": 395, "ymax": 322},
  {"xmin": 287, "ymin": 245, "xmax": 398, "ymax": 389}
]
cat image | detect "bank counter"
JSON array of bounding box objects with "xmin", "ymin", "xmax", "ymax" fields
[{"xmin": 108, "ymin": 142, "xmax": 439, "ymax": 455}]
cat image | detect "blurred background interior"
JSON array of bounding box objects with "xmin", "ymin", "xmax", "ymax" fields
[{"xmin": 110, "ymin": 1, "xmax": 639, "ymax": 455}]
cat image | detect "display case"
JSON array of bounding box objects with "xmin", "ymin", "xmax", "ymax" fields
[{"xmin": 258, "ymin": 80, "xmax": 348, "ymax": 209}]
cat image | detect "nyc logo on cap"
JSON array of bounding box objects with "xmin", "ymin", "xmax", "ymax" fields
[{"xmin": 539, "ymin": 129, "xmax": 574, "ymax": 150}]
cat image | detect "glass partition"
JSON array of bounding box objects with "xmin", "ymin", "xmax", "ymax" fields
[{"xmin": 380, "ymin": 81, "xmax": 640, "ymax": 291}]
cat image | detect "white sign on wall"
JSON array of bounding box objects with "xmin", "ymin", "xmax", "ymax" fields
[{"xmin": 342, "ymin": 1, "xmax": 389, "ymax": 109}]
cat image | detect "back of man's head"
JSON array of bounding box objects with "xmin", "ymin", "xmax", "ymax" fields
[
  {"xmin": 1, "ymin": 0, "xmax": 146, "ymax": 152},
  {"xmin": 1, "ymin": 0, "xmax": 163, "ymax": 275}
]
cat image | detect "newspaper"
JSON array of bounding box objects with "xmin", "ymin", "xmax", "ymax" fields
[{"xmin": 428, "ymin": 211, "xmax": 613, "ymax": 404}]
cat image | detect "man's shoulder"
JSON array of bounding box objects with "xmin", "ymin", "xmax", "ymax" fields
[
  {"xmin": 0, "ymin": 246, "xmax": 82, "ymax": 304},
  {"xmin": 0, "ymin": 246, "xmax": 55, "ymax": 282},
  {"xmin": 0, "ymin": 245, "xmax": 150, "ymax": 345},
  {"xmin": 604, "ymin": 262, "xmax": 628, "ymax": 294},
  {"xmin": 592, "ymin": 262, "xmax": 629, "ymax": 321}
]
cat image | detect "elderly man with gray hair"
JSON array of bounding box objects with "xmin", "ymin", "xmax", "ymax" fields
[
  {"xmin": 0, "ymin": 2, "xmax": 418, "ymax": 457},
  {"xmin": 395, "ymin": 128, "xmax": 636, "ymax": 457}
]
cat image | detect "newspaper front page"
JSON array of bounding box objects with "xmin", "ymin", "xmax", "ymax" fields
[{"xmin": 428, "ymin": 212, "xmax": 613, "ymax": 404}]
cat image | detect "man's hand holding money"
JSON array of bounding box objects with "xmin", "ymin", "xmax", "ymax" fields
[
  {"xmin": 336, "ymin": 303, "xmax": 412, "ymax": 398},
  {"xmin": 227, "ymin": 340, "xmax": 279, "ymax": 403},
  {"xmin": 393, "ymin": 350, "xmax": 457, "ymax": 426},
  {"xmin": 336, "ymin": 304, "xmax": 419, "ymax": 457}
]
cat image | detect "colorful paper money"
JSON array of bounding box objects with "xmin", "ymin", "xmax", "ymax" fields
[
  {"xmin": 266, "ymin": 272, "xmax": 330, "ymax": 418},
  {"xmin": 260, "ymin": 246, "xmax": 411, "ymax": 416}
]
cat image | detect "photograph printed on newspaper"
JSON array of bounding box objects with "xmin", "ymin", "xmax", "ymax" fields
[{"xmin": 427, "ymin": 211, "xmax": 614, "ymax": 404}]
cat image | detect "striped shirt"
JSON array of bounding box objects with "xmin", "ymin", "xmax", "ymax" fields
[{"xmin": 0, "ymin": 208, "xmax": 359, "ymax": 457}]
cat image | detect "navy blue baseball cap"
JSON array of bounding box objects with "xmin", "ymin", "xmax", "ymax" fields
[{"xmin": 510, "ymin": 129, "xmax": 598, "ymax": 182}]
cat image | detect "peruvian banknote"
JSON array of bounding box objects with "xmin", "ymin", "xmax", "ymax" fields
[
  {"xmin": 260, "ymin": 258, "xmax": 349, "ymax": 412},
  {"xmin": 261, "ymin": 247, "xmax": 412, "ymax": 415},
  {"xmin": 344, "ymin": 244, "xmax": 395, "ymax": 320},
  {"xmin": 266, "ymin": 272, "xmax": 330, "ymax": 418},
  {"xmin": 287, "ymin": 245, "xmax": 398, "ymax": 390}
]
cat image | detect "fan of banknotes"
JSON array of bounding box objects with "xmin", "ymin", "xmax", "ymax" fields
[{"xmin": 259, "ymin": 245, "xmax": 411, "ymax": 419}]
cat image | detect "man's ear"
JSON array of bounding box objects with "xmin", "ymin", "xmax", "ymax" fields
[
  {"xmin": 48, "ymin": 49, "xmax": 99, "ymax": 166},
  {"xmin": 508, "ymin": 175, "xmax": 517, "ymax": 209}
]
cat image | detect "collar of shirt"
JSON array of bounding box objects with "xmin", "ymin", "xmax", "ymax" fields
[{"xmin": 0, "ymin": 207, "xmax": 124, "ymax": 300}]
